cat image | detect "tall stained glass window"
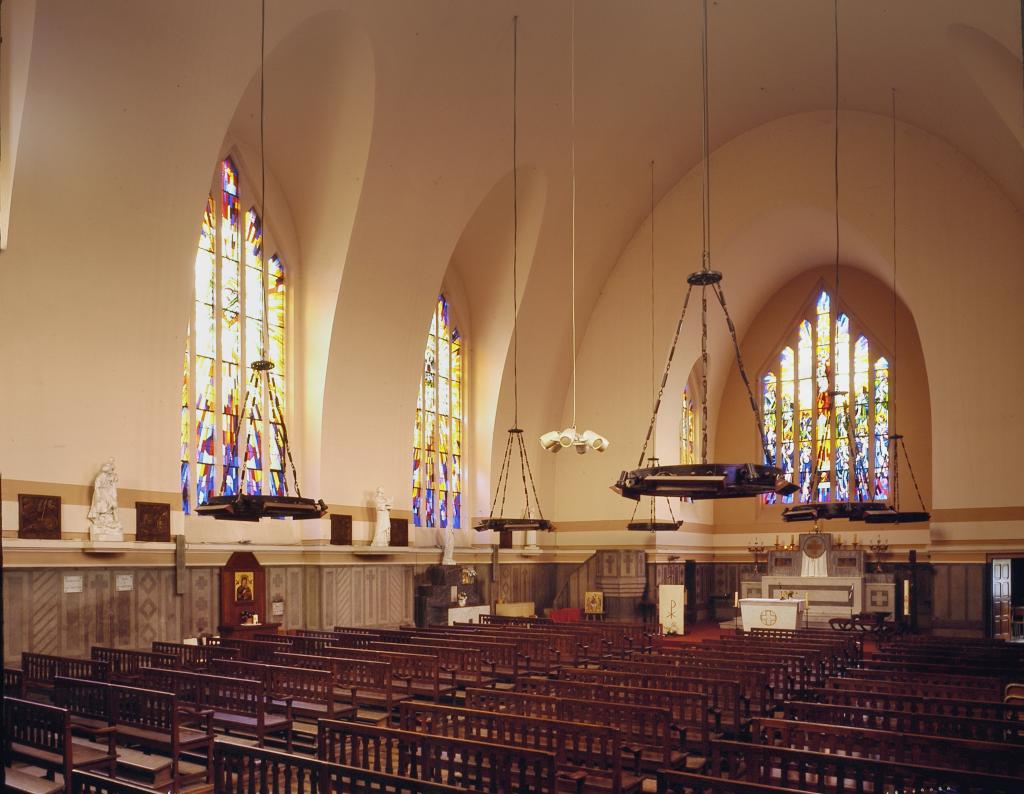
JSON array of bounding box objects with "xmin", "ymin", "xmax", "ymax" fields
[
  {"xmin": 680, "ymin": 388, "xmax": 696, "ymax": 465},
  {"xmin": 761, "ymin": 289, "xmax": 889, "ymax": 505},
  {"xmin": 180, "ymin": 157, "xmax": 288, "ymax": 513},
  {"xmin": 413, "ymin": 295, "xmax": 463, "ymax": 530}
]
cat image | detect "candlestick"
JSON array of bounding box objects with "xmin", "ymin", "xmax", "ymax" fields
[{"xmin": 733, "ymin": 591, "xmax": 739, "ymax": 608}]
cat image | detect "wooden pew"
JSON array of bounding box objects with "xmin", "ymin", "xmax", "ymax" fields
[
  {"xmin": 606, "ymin": 658, "xmax": 769, "ymax": 715},
  {"xmin": 273, "ymin": 651, "xmax": 403, "ymax": 716},
  {"xmin": 323, "ymin": 645, "xmax": 449, "ymax": 702},
  {"xmin": 857, "ymin": 657, "xmax": 1021, "ymax": 684},
  {"xmin": 69, "ymin": 771, "xmax": 162, "ymax": 794},
  {"xmin": 824, "ymin": 674, "xmax": 1003, "ymax": 702},
  {"xmin": 5, "ymin": 665, "xmax": 26, "ymax": 697},
  {"xmin": 137, "ymin": 666, "xmax": 292, "ymax": 750},
  {"xmin": 365, "ymin": 640, "xmax": 491, "ymax": 688},
  {"xmin": 217, "ymin": 636, "xmax": 290, "ymax": 662},
  {"xmin": 657, "ymin": 770, "xmax": 810, "ymax": 794},
  {"xmin": 318, "ymin": 716, "xmax": 560, "ymax": 793},
  {"xmin": 209, "ymin": 657, "xmax": 356, "ymax": 720},
  {"xmin": 466, "ymin": 687, "xmax": 687, "ymax": 773},
  {"xmin": 213, "ymin": 739, "xmax": 479, "ymax": 794},
  {"xmin": 399, "ymin": 700, "xmax": 639, "ymax": 794},
  {"xmin": 709, "ymin": 738, "xmax": 1023, "ymax": 793},
  {"xmin": 23, "ymin": 653, "xmax": 109, "ymax": 698},
  {"xmin": 89, "ymin": 648, "xmax": 178, "ymax": 684},
  {"xmin": 783, "ymin": 699, "xmax": 1024, "ymax": 744},
  {"xmin": 807, "ymin": 685, "xmax": 1024, "ymax": 720},
  {"xmin": 403, "ymin": 633, "xmax": 521, "ymax": 682},
  {"xmin": 4, "ymin": 697, "xmax": 118, "ymax": 792},
  {"xmin": 840, "ymin": 666, "xmax": 1006, "ymax": 696},
  {"xmin": 753, "ymin": 716, "xmax": 1024, "ymax": 776},
  {"xmin": 517, "ymin": 675, "xmax": 712, "ymax": 756},
  {"xmin": 557, "ymin": 666, "xmax": 746, "ymax": 737},
  {"xmin": 441, "ymin": 624, "xmax": 583, "ymax": 669},
  {"xmin": 151, "ymin": 640, "xmax": 237, "ymax": 671},
  {"xmin": 110, "ymin": 682, "xmax": 213, "ymax": 791},
  {"xmin": 410, "ymin": 627, "xmax": 556, "ymax": 675}
]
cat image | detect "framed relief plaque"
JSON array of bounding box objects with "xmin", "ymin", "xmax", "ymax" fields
[
  {"xmin": 135, "ymin": 502, "xmax": 171, "ymax": 542},
  {"xmin": 330, "ymin": 514, "xmax": 353, "ymax": 545},
  {"xmin": 18, "ymin": 494, "xmax": 61, "ymax": 539}
]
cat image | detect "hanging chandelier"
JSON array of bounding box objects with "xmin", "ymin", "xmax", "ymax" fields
[
  {"xmin": 198, "ymin": 0, "xmax": 326, "ymax": 522},
  {"xmin": 477, "ymin": 17, "xmax": 551, "ymax": 534},
  {"xmin": 614, "ymin": 0, "xmax": 795, "ymax": 504},
  {"xmin": 540, "ymin": 0, "xmax": 609, "ymax": 457}
]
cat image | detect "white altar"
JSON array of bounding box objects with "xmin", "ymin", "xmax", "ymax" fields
[{"xmin": 740, "ymin": 597, "xmax": 805, "ymax": 630}]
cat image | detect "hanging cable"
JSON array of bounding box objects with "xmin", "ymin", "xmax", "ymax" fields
[
  {"xmin": 699, "ymin": 0, "xmax": 711, "ymax": 272},
  {"xmin": 569, "ymin": 0, "xmax": 578, "ymax": 429},
  {"xmin": 512, "ymin": 15, "xmax": 519, "ymax": 429}
]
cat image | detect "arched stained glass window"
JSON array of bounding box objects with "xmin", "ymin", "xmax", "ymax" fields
[
  {"xmin": 181, "ymin": 157, "xmax": 287, "ymax": 514},
  {"xmin": 762, "ymin": 289, "xmax": 888, "ymax": 505},
  {"xmin": 413, "ymin": 295, "xmax": 463, "ymax": 529}
]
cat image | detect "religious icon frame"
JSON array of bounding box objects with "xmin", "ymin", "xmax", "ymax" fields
[{"xmin": 233, "ymin": 571, "xmax": 256, "ymax": 603}]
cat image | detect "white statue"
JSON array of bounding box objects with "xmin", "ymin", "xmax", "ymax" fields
[
  {"xmin": 441, "ymin": 526, "xmax": 456, "ymax": 566},
  {"xmin": 88, "ymin": 458, "xmax": 123, "ymax": 541},
  {"xmin": 371, "ymin": 487, "xmax": 393, "ymax": 547}
]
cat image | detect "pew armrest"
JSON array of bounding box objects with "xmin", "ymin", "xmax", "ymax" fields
[
  {"xmin": 557, "ymin": 769, "xmax": 588, "ymax": 794},
  {"xmin": 622, "ymin": 742, "xmax": 645, "ymax": 774}
]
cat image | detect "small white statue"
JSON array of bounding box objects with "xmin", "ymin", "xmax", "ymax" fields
[
  {"xmin": 371, "ymin": 487, "xmax": 393, "ymax": 547},
  {"xmin": 441, "ymin": 526, "xmax": 456, "ymax": 566},
  {"xmin": 88, "ymin": 458, "xmax": 123, "ymax": 541}
]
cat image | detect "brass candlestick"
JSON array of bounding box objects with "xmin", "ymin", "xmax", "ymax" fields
[
  {"xmin": 868, "ymin": 534, "xmax": 889, "ymax": 573},
  {"xmin": 747, "ymin": 539, "xmax": 768, "ymax": 574}
]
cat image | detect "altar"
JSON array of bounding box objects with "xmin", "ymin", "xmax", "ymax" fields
[
  {"xmin": 739, "ymin": 531, "xmax": 882, "ymax": 626},
  {"xmin": 740, "ymin": 598, "xmax": 805, "ymax": 630}
]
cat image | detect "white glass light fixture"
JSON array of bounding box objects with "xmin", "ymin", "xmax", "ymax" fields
[{"xmin": 540, "ymin": 0, "xmax": 609, "ymax": 456}]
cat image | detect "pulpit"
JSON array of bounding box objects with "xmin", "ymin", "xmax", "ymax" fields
[{"xmin": 740, "ymin": 597, "xmax": 805, "ymax": 630}]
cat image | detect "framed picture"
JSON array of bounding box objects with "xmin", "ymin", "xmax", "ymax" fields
[
  {"xmin": 18, "ymin": 494, "xmax": 61, "ymax": 539},
  {"xmin": 135, "ymin": 502, "xmax": 171, "ymax": 542},
  {"xmin": 234, "ymin": 571, "xmax": 255, "ymax": 603},
  {"xmin": 584, "ymin": 591, "xmax": 604, "ymax": 615}
]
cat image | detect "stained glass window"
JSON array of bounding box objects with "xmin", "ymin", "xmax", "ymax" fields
[
  {"xmin": 180, "ymin": 157, "xmax": 288, "ymax": 513},
  {"xmin": 413, "ymin": 295, "xmax": 463, "ymax": 529},
  {"xmin": 761, "ymin": 289, "xmax": 890, "ymax": 505},
  {"xmin": 680, "ymin": 388, "xmax": 696, "ymax": 465}
]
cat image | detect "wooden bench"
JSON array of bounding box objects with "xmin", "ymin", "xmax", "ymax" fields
[
  {"xmin": 405, "ymin": 633, "xmax": 521, "ymax": 681},
  {"xmin": 152, "ymin": 640, "xmax": 237, "ymax": 671},
  {"xmin": 517, "ymin": 675, "xmax": 712, "ymax": 755},
  {"xmin": 217, "ymin": 637, "xmax": 290, "ymax": 662},
  {"xmin": 5, "ymin": 665, "xmax": 26, "ymax": 697},
  {"xmin": 466, "ymin": 687, "xmax": 690, "ymax": 773},
  {"xmin": 324, "ymin": 645, "xmax": 449, "ymax": 702},
  {"xmin": 807, "ymin": 685, "xmax": 1024, "ymax": 721},
  {"xmin": 841, "ymin": 666, "xmax": 1006, "ymax": 695},
  {"xmin": 137, "ymin": 666, "xmax": 291, "ymax": 750},
  {"xmin": 318, "ymin": 717, "xmax": 559, "ymax": 793},
  {"xmin": 709, "ymin": 738, "xmax": 1023, "ymax": 793},
  {"xmin": 209, "ymin": 657, "xmax": 356, "ymax": 720},
  {"xmin": 69, "ymin": 771, "xmax": 162, "ymax": 794},
  {"xmin": 823, "ymin": 674, "xmax": 1003, "ymax": 702},
  {"xmin": 4, "ymin": 767, "xmax": 66, "ymax": 794},
  {"xmin": 23, "ymin": 653, "xmax": 110, "ymax": 698},
  {"xmin": 399, "ymin": 700, "xmax": 638, "ymax": 794},
  {"xmin": 754, "ymin": 716, "xmax": 1024, "ymax": 776},
  {"xmin": 412, "ymin": 627, "xmax": 557, "ymax": 676},
  {"xmin": 213, "ymin": 738, "xmax": 480, "ymax": 794},
  {"xmin": 273, "ymin": 650, "xmax": 403, "ymax": 716},
  {"xmin": 657, "ymin": 770, "xmax": 810, "ymax": 794},
  {"xmin": 108, "ymin": 682, "xmax": 213, "ymax": 791},
  {"xmin": 366, "ymin": 640, "xmax": 491, "ymax": 688},
  {"xmin": 557, "ymin": 666, "xmax": 746, "ymax": 737},
  {"xmin": 607, "ymin": 658, "xmax": 769, "ymax": 715},
  {"xmin": 4, "ymin": 696, "xmax": 117, "ymax": 791},
  {"xmin": 90, "ymin": 648, "xmax": 178, "ymax": 684},
  {"xmin": 782, "ymin": 699, "xmax": 1024, "ymax": 744}
]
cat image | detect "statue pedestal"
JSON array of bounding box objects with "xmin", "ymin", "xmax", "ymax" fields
[{"xmin": 89, "ymin": 526, "xmax": 124, "ymax": 542}]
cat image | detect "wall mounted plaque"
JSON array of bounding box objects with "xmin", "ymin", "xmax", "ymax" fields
[
  {"xmin": 135, "ymin": 502, "xmax": 171, "ymax": 542},
  {"xmin": 389, "ymin": 517, "xmax": 409, "ymax": 547},
  {"xmin": 330, "ymin": 514, "xmax": 352, "ymax": 545},
  {"xmin": 18, "ymin": 494, "xmax": 61, "ymax": 539}
]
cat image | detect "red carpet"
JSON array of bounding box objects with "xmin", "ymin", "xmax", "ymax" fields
[{"xmin": 656, "ymin": 621, "xmax": 737, "ymax": 646}]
